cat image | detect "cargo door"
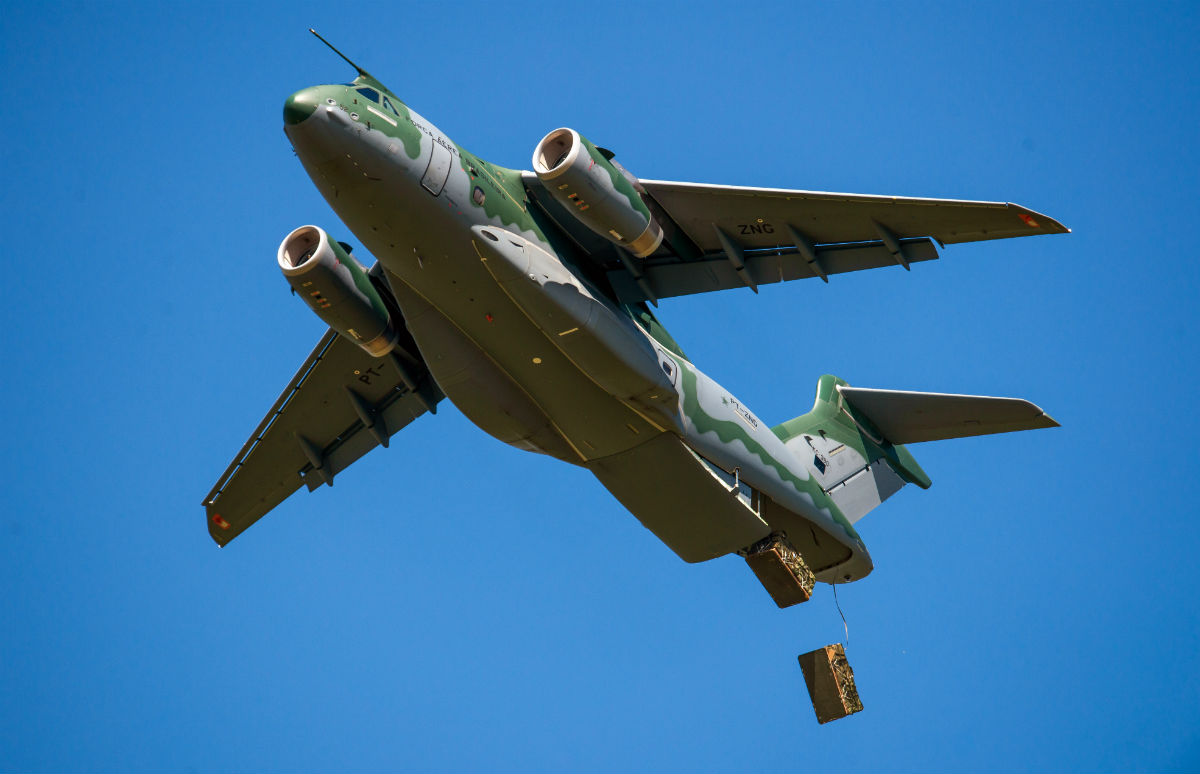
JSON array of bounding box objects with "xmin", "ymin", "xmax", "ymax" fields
[{"xmin": 421, "ymin": 141, "xmax": 453, "ymax": 196}]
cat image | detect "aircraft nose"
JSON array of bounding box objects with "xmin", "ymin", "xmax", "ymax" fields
[{"xmin": 283, "ymin": 87, "xmax": 321, "ymax": 126}]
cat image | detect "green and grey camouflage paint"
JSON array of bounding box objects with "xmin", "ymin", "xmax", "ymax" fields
[{"xmin": 273, "ymin": 69, "xmax": 976, "ymax": 584}]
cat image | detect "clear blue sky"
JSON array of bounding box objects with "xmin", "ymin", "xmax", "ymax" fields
[{"xmin": 2, "ymin": 2, "xmax": 1198, "ymax": 771}]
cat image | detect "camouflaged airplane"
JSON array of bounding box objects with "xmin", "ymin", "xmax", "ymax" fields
[{"xmin": 203, "ymin": 33, "xmax": 1066, "ymax": 604}]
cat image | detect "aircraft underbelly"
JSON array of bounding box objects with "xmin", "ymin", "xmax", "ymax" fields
[
  {"xmin": 299, "ymin": 155, "xmax": 672, "ymax": 461},
  {"xmin": 587, "ymin": 433, "xmax": 770, "ymax": 562},
  {"xmin": 384, "ymin": 266, "xmax": 662, "ymax": 462},
  {"xmin": 289, "ymin": 112, "xmax": 872, "ymax": 573}
]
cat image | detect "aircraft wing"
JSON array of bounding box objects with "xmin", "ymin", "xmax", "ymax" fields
[
  {"xmin": 201, "ymin": 328, "xmax": 442, "ymax": 547},
  {"xmin": 523, "ymin": 174, "xmax": 1068, "ymax": 304}
]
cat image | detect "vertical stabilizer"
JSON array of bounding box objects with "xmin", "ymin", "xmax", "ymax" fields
[{"xmin": 772, "ymin": 375, "xmax": 931, "ymax": 524}]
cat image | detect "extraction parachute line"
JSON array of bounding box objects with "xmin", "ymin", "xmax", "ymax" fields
[{"xmin": 833, "ymin": 582, "xmax": 849, "ymax": 646}]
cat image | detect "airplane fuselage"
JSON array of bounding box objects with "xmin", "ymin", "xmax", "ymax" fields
[{"xmin": 282, "ymin": 78, "xmax": 871, "ymax": 581}]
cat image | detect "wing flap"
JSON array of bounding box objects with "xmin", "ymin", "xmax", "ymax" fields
[
  {"xmin": 298, "ymin": 384, "xmax": 436, "ymax": 491},
  {"xmin": 837, "ymin": 386, "xmax": 1060, "ymax": 444},
  {"xmin": 607, "ymin": 237, "xmax": 939, "ymax": 303},
  {"xmin": 202, "ymin": 329, "xmax": 442, "ymax": 546}
]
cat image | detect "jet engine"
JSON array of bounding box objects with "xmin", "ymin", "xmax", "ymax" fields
[
  {"xmin": 532, "ymin": 128, "xmax": 663, "ymax": 258},
  {"xmin": 277, "ymin": 225, "xmax": 399, "ymax": 357}
]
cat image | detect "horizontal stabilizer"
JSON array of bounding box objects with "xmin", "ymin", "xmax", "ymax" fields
[{"xmin": 837, "ymin": 386, "xmax": 1059, "ymax": 444}]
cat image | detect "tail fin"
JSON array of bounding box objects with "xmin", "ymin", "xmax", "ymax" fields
[
  {"xmin": 772, "ymin": 375, "xmax": 1058, "ymax": 524},
  {"xmin": 773, "ymin": 375, "xmax": 929, "ymax": 525}
]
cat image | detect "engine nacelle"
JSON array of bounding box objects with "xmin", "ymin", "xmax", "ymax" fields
[
  {"xmin": 277, "ymin": 225, "xmax": 399, "ymax": 357},
  {"xmin": 532, "ymin": 128, "xmax": 663, "ymax": 258}
]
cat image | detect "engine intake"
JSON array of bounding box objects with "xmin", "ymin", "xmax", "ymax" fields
[
  {"xmin": 532, "ymin": 128, "xmax": 663, "ymax": 258},
  {"xmin": 278, "ymin": 225, "xmax": 398, "ymax": 357}
]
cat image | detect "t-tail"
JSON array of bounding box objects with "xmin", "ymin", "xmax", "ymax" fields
[{"xmin": 772, "ymin": 375, "xmax": 1059, "ymax": 525}]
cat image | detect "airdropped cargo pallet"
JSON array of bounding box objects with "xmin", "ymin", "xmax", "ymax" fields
[
  {"xmin": 744, "ymin": 534, "xmax": 815, "ymax": 607},
  {"xmin": 798, "ymin": 643, "xmax": 863, "ymax": 724}
]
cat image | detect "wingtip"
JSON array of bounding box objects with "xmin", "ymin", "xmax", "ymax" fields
[
  {"xmin": 1007, "ymin": 202, "xmax": 1071, "ymax": 235},
  {"xmin": 1021, "ymin": 398, "xmax": 1060, "ymax": 430},
  {"xmin": 206, "ymin": 508, "xmax": 234, "ymax": 547}
]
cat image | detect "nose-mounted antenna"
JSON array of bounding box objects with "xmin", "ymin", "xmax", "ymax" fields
[{"xmin": 309, "ymin": 28, "xmax": 378, "ymax": 83}]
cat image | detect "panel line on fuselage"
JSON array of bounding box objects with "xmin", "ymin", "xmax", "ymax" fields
[
  {"xmin": 467, "ymin": 234, "xmax": 674, "ymax": 437},
  {"xmin": 385, "ymin": 260, "xmax": 619, "ymax": 465}
]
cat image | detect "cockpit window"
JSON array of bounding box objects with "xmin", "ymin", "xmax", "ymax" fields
[{"xmin": 356, "ymin": 88, "xmax": 380, "ymax": 103}]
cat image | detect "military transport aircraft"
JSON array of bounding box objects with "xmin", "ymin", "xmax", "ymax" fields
[{"xmin": 203, "ymin": 33, "xmax": 1066, "ymax": 602}]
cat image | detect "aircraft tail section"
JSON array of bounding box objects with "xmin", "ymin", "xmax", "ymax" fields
[
  {"xmin": 772, "ymin": 375, "xmax": 1058, "ymax": 524},
  {"xmin": 833, "ymin": 384, "xmax": 1059, "ymax": 444},
  {"xmin": 772, "ymin": 375, "xmax": 929, "ymax": 525}
]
